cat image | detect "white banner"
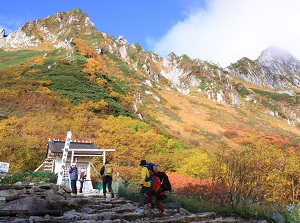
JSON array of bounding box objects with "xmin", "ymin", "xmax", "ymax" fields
[
  {"xmin": 0, "ymin": 162, "xmax": 9, "ymax": 173},
  {"xmin": 57, "ymin": 131, "xmax": 72, "ymax": 185}
]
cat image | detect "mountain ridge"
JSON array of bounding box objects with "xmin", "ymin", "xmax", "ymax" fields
[{"xmin": 1, "ymin": 8, "xmax": 300, "ymax": 154}]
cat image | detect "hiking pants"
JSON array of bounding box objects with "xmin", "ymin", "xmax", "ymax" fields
[
  {"xmin": 138, "ymin": 186, "xmax": 150, "ymax": 207},
  {"xmin": 103, "ymin": 176, "xmax": 113, "ymax": 195},
  {"xmin": 70, "ymin": 179, "xmax": 77, "ymax": 194}
]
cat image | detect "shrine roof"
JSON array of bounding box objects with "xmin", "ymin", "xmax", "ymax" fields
[{"xmin": 48, "ymin": 140, "xmax": 103, "ymax": 156}]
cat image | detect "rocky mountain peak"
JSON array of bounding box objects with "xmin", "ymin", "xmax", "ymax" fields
[
  {"xmin": 258, "ymin": 46, "xmax": 296, "ymax": 66},
  {"xmin": 6, "ymin": 8, "xmax": 98, "ymax": 49},
  {"xmin": 256, "ymin": 46, "xmax": 300, "ymax": 90}
]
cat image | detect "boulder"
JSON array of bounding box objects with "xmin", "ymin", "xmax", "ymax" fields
[
  {"xmin": 270, "ymin": 212, "xmax": 285, "ymax": 223},
  {"xmin": 0, "ymin": 189, "xmax": 24, "ymax": 201},
  {"xmin": 2, "ymin": 196, "xmax": 51, "ymax": 211}
]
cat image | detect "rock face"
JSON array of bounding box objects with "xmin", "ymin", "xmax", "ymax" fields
[
  {"xmin": 5, "ymin": 8, "xmax": 97, "ymax": 50},
  {"xmin": 229, "ymin": 46, "xmax": 300, "ymax": 91},
  {"xmin": 258, "ymin": 46, "xmax": 300, "ymax": 90},
  {"xmin": 0, "ymin": 184, "xmax": 261, "ymax": 222}
]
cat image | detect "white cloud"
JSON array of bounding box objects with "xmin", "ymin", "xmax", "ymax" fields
[{"xmin": 152, "ymin": 0, "xmax": 300, "ymax": 67}]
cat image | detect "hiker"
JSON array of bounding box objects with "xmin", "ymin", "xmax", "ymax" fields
[
  {"xmin": 69, "ymin": 163, "xmax": 78, "ymax": 195},
  {"xmin": 79, "ymin": 169, "xmax": 86, "ymax": 193},
  {"xmin": 147, "ymin": 165, "xmax": 167, "ymax": 217},
  {"xmin": 138, "ymin": 159, "xmax": 151, "ymax": 207},
  {"xmin": 100, "ymin": 161, "xmax": 114, "ymax": 198}
]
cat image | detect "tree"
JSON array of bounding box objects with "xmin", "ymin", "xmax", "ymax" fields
[
  {"xmin": 176, "ymin": 149, "xmax": 211, "ymax": 179},
  {"xmin": 212, "ymin": 137, "xmax": 289, "ymax": 202}
]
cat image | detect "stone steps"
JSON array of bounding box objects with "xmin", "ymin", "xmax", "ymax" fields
[
  {"xmin": 44, "ymin": 196, "xmax": 255, "ymax": 222},
  {"xmin": 0, "ymin": 184, "xmax": 263, "ymax": 223}
]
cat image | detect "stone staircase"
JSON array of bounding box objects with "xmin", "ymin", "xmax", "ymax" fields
[
  {"xmin": 29, "ymin": 197, "xmax": 251, "ymax": 223},
  {"xmin": 0, "ymin": 184, "xmax": 266, "ymax": 223}
]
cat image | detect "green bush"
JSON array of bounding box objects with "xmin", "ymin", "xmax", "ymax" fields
[
  {"xmin": 168, "ymin": 194, "xmax": 290, "ymax": 221},
  {"xmin": 167, "ymin": 194, "xmax": 233, "ymax": 216},
  {"xmin": 286, "ymin": 207, "xmax": 300, "ymax": 223},
  {"xmin": 0, "ymin": 50, "xmax": 44, "ymax": 69},
  {"xmin": 234, "ymin": 203, "xmax": 270, "ymax": 219},
  {"xmin": 105, "ymin": 98, "xmax": 131, "ymax": 116},
  {"xmin": 117, "ymin": 180, "xmax": 140, "ymax": 202},
  {"xmin": 2, "ymin": 172, "xmax": 57, "ymax": 185},
  {"xmin": 107, "ymin": 52, "xmax": 141, "ymax": 80},
  {"xmin": 235, "ymin": 83, "xmax": 251, "ymax": 97},
  {"xmin": 251, "ymin": 88, "xmax": 293, "ymax": 102},
  {"xmin": 261, "ymin": 99, "xmax": 276, "ymax": 111}
]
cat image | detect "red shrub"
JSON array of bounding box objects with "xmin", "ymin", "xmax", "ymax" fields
[{"xmin": 168, "ymin": 172, "xmax": 228, "ymax": 195}]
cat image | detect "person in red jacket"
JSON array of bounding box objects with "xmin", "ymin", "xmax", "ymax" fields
[{"xmin": 147, "ymin": 165, "xmax": 167, "ymax": 217}]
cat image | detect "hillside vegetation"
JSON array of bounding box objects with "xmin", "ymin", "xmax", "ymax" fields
[{"xmin": 1, "ymin": 9, "xmax": 300, "ymax": 206}]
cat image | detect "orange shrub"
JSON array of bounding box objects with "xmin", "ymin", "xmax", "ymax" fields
[{"xmin": 168, "ymin": 172, "xmax": 228, "ymax": 195}]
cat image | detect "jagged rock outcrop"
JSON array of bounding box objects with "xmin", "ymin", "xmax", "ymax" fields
[
  {"xmin": 258, "ymin": 46, "xmax": 300, "ymax": 90},
  {"xmin": 229, "ymin": 46, "xmax": 300, "ymax": 91},
  {"xmin": 0, "ymin": 28, "xmax": 5, "ymax": 38},
  {"xmin": 5, "ymin": 8, "xmax": 97, "ymax": 50}
]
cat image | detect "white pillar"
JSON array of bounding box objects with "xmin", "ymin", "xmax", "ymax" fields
[
  {"xmin": 57, "ymin": 131, "xmax": 72, "ymax": 185},
  {"xmin": 103, "ymin": 151, "xmax": 106, "ymax": 165}
]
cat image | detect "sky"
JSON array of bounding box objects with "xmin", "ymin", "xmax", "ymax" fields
[{"xmin": 1, "ymin": 0, "xmax": 300, "ymax": 67}]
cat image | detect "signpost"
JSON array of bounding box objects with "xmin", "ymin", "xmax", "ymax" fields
[
  {"xmin": 0, "ymin": 162, "xmax": 9, "ymax": 175},
  {"xmin": 0, "ymin": 162, "xmax": 9, "ymax": 184}
]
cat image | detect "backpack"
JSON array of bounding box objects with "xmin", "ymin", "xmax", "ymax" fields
[
  {"xmin": 104, "ymin": 164, "xmax": 113, "ymax": 176},
  {"xmin": 157, "ymin": 172, "xmax": 172, "ymax": 192}
]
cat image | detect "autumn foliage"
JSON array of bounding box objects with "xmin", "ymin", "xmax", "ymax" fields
[
  {"xmin": 168, "ymin": 172, "xmax": 228, "ymax": 195},
  {"xmin": 1, "ymin": 40, "xmax": 300, "ymax": 206}
]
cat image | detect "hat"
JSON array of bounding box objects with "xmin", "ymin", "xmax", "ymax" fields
[
  {"xmin": 147, "ymin": 162, "xmax": 155, "ymax": 170},
  {"xmin": 139, "ymin": 160, "xmax": 147, "ymax": 166},
  {"xmin": 153, "ymin": 165, "xmax": 160, "ymax": 173}
]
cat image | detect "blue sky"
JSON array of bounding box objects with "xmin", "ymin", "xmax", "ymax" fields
[
  {"xmin": 1, "ymin": 0, "xmax": 300, "ymax": 67},
  {"xmin": 0, "ymin": 0, "xmax": 205, "ymax": 52}
]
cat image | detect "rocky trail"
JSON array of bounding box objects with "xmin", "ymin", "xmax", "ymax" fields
[{"xmin": 0, "ymin": 184, "xmax": 267, "ymax": 223}]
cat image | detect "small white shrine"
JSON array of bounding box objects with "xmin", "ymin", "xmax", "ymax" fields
[{"xmin": 35, "ymin": 131, "xmax": 115, "ymax": 193}]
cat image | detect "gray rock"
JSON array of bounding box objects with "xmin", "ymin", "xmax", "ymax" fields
[
  {"xmin": 44, "ymin": 189, "xmax": 66, "ymax": 202},
  {"xmin": 0, "ymin": 189, "xmax": 24, "ymax": 201},
  {"xmin": 2, "ymin": 196, "xmax": 51, "ymax": 211},
  {"xmin": 270, "ymin": 212, "xmax": 285, "ymax": 223}
]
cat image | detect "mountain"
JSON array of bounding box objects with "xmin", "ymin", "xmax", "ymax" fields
[
  {"xmin": 1, "ymin": 8, "xmax": 300, "ymax": 143},
  {"xmin": 1, "ymin": 9, "xmax": 300, "ymax": 203},
  {"xmin": 229, "ymin": 46, "xmax": 300, "ymax": 90},
  {"xmin": 4, "ymin": 9, "xmax": 98, "ymax": 50}
]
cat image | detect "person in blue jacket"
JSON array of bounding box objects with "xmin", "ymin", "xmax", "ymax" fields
[{"xmin": 69, "ymin": 163, "xmax": 78, "ymax": 195}]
